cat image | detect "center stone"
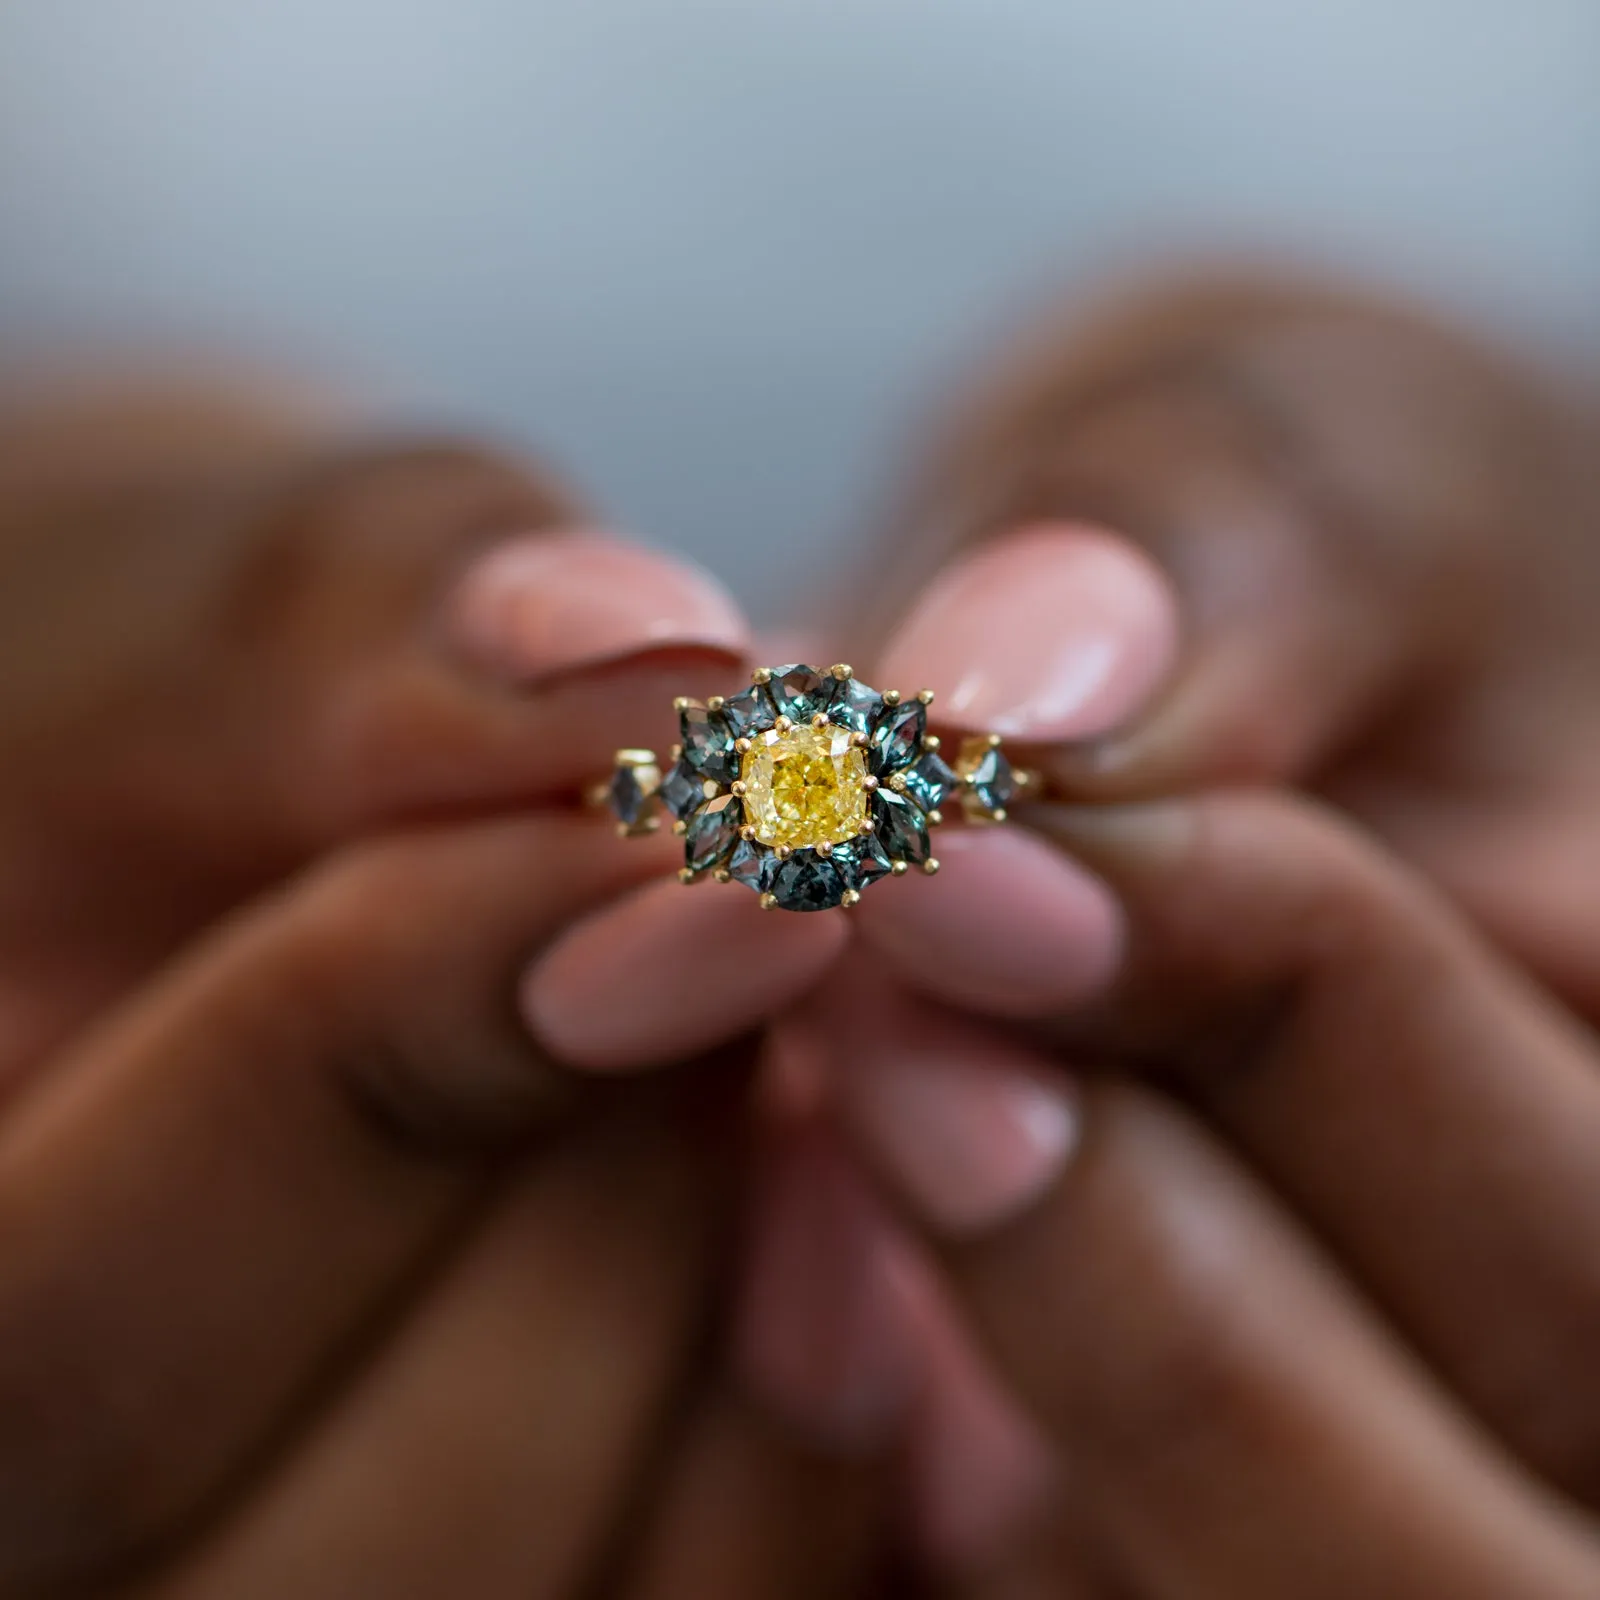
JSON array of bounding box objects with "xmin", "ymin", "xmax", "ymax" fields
[{"xmin": 741, "ymin": 724, "xmax": 868, "ymax": 849}]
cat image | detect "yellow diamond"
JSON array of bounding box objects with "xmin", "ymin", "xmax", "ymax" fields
[{"xmin": 742, "ymin": 724, "xmax": 868, "ymax": 849}]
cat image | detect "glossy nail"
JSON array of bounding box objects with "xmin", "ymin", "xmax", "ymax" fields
[
  {"xmin": 449, "ymin": 532, "xmax": 749, "ymax": 684},
  {"xmin": 840, "ymin": 1006, "xmax": 1079, "ymax": 1236},
  {"xmin": 856, "ymin": 827, "xmax": 1123, "ymax": 1017},
  {"xmin": 734, "ymin": 1134, "xmax": 914, "ymax": 1451},
  {"xmin": 522, "ymin": 875, "xmax": 848, "ymax": 1071},
  {"xmin": 881, "ymin": 522, "xmax": 1178, "ymax": 741}
]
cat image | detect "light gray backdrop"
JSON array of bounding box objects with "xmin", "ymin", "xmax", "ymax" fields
[{"xmin": 1, "ymin": 1, "xmax": 1596, "ymax": 611}]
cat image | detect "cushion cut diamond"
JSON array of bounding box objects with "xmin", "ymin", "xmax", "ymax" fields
[{"xmin": 742, "ymin": 724, "xmax": 868, "ymax": 849}]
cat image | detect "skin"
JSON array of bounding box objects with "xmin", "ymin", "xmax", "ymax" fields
[{"xmin": 0, "ymin": 273, "xmax": 1596, "ymax": 1596}]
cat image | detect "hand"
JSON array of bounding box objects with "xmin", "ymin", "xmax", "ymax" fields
[
  {"xmin": 722, "ymin": 274, "xmax": 1600, "ymax": 1592},
  {"xmin": 0, "ymin": 382, "xmax": 885, "ymax": 1598}
]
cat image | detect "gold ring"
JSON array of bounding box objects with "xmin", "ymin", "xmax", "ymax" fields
[{"xmin": 594, "ymin": 663, "xmax": 1027, "ymax": 912}]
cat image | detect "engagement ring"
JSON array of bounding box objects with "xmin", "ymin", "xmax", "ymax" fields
[{"xmin": 595, "ymin": 663, "xmax": 1026, "ymax": 912}]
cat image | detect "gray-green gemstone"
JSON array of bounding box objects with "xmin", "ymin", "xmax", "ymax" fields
[
  {"xmin": 726, "ymin": 836, "xmax": 775, "ymax": 893},
  {"xmin": 966, "ymin": 745, "xmax": 1018, "ymax": 813},
  {"xmin": 827, "ymin": 676, "xmax": 885, "ymax": 733},
  {"xmin": 769, "ymin": 849, "xmax": 847, "ymax": 912},
  {"xmin": 902, "ymin": 750, "xmax": 958, "ymax": 814},
  {"xmin": 679, "ymin": 701, "xmax": 735, "ymax": 784},
  {"xmin": 659, "ymin": 757, "xmax": 707, "ymax": 822},
  {"xmin": 684, "ymin": 793, "xmax": 742, "ymax": 873},
  {"xmin": 870, "ymin": 698, "xmax": 926, "ymax": 773},
  {"xmin": 768, "ymin": 664, "xmax": 833, "ymax": 722},
  {"xmin": 606, "ymin": 763, "xmax": 657, "ymax": 827},
  {"xmin": 721, "ymin": 683, "xmax": 774, "ymax": 739},
  {"xmin": 832, "ymin": 834, "xmax": 893, "ymax": 892},
  {"xmin": 872, "ymin": 787, "xmax": 930, "ymax": 864}
]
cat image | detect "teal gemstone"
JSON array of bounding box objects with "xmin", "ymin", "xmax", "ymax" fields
[
  {"xmin": 679, "ymin": 701, "xmax": 735, "ymax": 784},
  {"xmin": 832, "ymin": 834, "xmax": 893, "ymax": 892},
  {"xmin": 726, "ymin": 836, "xmax": 775, "ymax": 893},
  {"xmin": 659, "ymin": 757, "xmax": 707, "ymax": 822},
  {"xmin": 872, "ymin": 787, "xmax": 930, "ymax": 865},
  {"xmin": 684, "ymin": 793, "xmax": 742, "ymax": 873},
  {"xmin": 827, "ymin": 676, "xmax": 885, "ymax": 733},
  {"xmin": 721, "ymin": 683, "xmax": 774, "ymax": 739},
  {"xmin": 966, "ymin": 744, "xmax": 1017, "ymax": 813},
  {"xmin": 769, "ymin": 664, "xmax": 833, "ymax": 722},
  {"xmin": 769, "ymin": 849, "xmax": 847, "ymax": 911},
  {"xmin": 606, "ymin": 763, "xmax": 657, "ymax": 828},
  {"xmin": 902, "ymin": 750, "xmax": 958, "ymax": 814},
  {"xmin": 870, "ymin": 698, "xmax": 926, "ymax": 773}
]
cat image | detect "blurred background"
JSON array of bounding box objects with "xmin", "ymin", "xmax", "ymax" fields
[{"xmin": 1, "ymin": 0, "xmax": 1596, "ymax": 612}]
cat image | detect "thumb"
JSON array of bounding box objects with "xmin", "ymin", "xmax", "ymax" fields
[{"xmin": 874, "ymin": 272, "xmax": 1593, "ymax": 797}]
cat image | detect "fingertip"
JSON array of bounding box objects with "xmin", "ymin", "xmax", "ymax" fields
[
  {"xmin": 855, "ymin": 827, "xmax": 1123, "ymax": 1018},
  {"xmin": 521, "ymin": 877, "xmax": 850, "ymax": 1071}
]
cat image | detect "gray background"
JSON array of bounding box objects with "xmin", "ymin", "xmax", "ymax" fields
[{"xmin": 1, "ymin": 1, "xmax": 1596, "ymax": 611}]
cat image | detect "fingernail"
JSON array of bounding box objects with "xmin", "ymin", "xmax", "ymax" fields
[
  {"xmin": 734, "ymin": 1135, "xmax": 914, "ymax": 1451},
  {"xmin": 522, "ymin": 875, "xmax": 848, "ymax": 1071},
  {"xmin": 856, "ymin": 827, "xmax": 1123, "ymax": 1017},
  {"xmin": 881, "ymin": 522, "xmax": 1178, "ymax": 741},
  {"xmin": 840, "ymin": 1010, "xmax": 1079, "ymax": 1236},
  {"xmin": 448, "ymin": 532, "xmax": 749, "ymax": 684}
]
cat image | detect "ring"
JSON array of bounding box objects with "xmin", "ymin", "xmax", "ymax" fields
[{"xmin": 595, "ymin": 662, "xmax": 1028, "ymax": 912}]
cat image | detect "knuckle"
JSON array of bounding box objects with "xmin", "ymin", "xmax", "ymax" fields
[{"xmin": 254, "ymin": 838, "xmax": 565, "ymax": 1160}]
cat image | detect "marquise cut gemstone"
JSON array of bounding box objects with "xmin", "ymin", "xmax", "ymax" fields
[
  {"xmin": 679, "ymin": 701, "xmax": 736, "ymax": 784},
  {"xmin": 741, "ymin": 723, "xmax": 869, "ymax": 849},
  {"xmin": 901, "ymin": 749, "xmax": 958, "ymax": 814},
  {"xmin": 871, "ymin": 698, "xmax": 926, "ymax": 772},
  {"xmin": 872, "ymin": 786, "xmax": 930, "ymax": 864},
  {"xmin": 684, "ymin": 793, "xmax": 743, "ymax": 873},
  {"xmin": 720, "ymin": 683, "xmax": 773, "ymax": 740},
  {"xmin": 658, "ymin": 756, "xmax": 708, "ymax": 822},
  {"xmin": 961, "ymin": 740, "xmax": 1018, "ymax": 816}
]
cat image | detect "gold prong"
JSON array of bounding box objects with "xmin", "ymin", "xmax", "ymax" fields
[
  {"xmin": 678, "ymin": 867, "xmax": 697, "ymax": 884},
  {"xmin": 816, "ymin": 840, "xmax": 834, "ymax": 858},
  {"xmin": 926, "ymin": 808, "xmax": 943, "ymax": 827},
  {"xmin": 673, "ymin": 820, "xmax": 688, "ymax": 836},
  {"xmin": 922, "ymin": 734, "xmax": 941, "ymax": 753},
  {"xmin": 840, "ymin": 888, "xmax": 861, "ymax": 907},
  {"xmin": 712, "ymin": 868, "xmax": 732, "ymax": 883},
  {"xmin": 1012, "ymin": 770, "xmax": 1032, "ymax": 788},
  {"xmin": 863, "ymin": 774, "xmax": 879, "ymax": 791},
  {"xmin": 888, "ymin": 772, "xmax": 909, "ymax": 793},
  {"xmin": 990, "ymin": 807, "xmax": 1008, "ymax": 824},
  {"xmin": 890, "ymin": 860, "xmax": 910, "ymax": 876},
  {"xmin": 615, "ymin": 821, "xmax": 632, "ymax": 839},
  {"xmin": 587, "ymin": 782, "xmax": 612, "ymax": 809},
  {"xmin": 922, "ymin": 857, "xmax": 941, "ymax": 876},
  {"xmin": 850, "ymin": 730, "xmax": 870, "ymax": 747},
  {"xmin": 811, "ymin": 711, "xmax": 829, "ymax": 728},
  {"xmin": 707, "ymin": 695, "xmax": 725, "ymax": 712},
  {"xmin": 775, "ymin": 714, "xmax": 793, "ymax": 733},
  {"xmin": 731, "ymin": 780, "xmax": 747, "ymax": 796},
  {"xmin": 673, "ymin": 696, "xmax": 691, "ymax": 712},
  {"xmin": 752, "ymin": 666, "xmax": 773, "ymax": 685},
  {"xmin": 917, "ymin": 688, "xmax": 935, "ymax": 704},
  {"xmin": 740, "ymin": 824, "xmax": 757, "ymax": 841},
  {"xmin": 882, "ymin": 688, "xmax": 902, "ymax": 707},
  {"xmin": 670, "ymin": 742, "xmax": 683, "ymax": 760},
  {"xmin": 735, "ymin": 736, "xmax": 753, "ymax": 754},
  {"xmin": 987, "ymin": 733, "xmax": 1003, "ymax": 748},
  {"xmin": 776, "ymin": 845, "xmax": 794, "ymax": 861},
  {"xmin": 759, "ymin": 892, "xmax": 778, "ymax": 910},
  {"xmin": 830, "ymin": 662, "xmax": 853, "ymax": 681},
  {"xmin": 701, "ymin": 778, "xmax": 720, "ymax": 800},
  {"xmin": 857, "ymin": 818, "xmax": 874, "ymax": 835}
]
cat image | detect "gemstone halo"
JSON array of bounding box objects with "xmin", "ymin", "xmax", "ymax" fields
[{"xmin": 598, "ymin": 663, "xmax": 1029, "ymax": 912}]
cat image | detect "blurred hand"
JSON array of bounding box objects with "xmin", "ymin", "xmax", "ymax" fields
[
  {"xmin": 722, "ymin": 276, "xmax": 1600, "ymax": 1594},
  {"xmin": 0, "ymin": 385, "xmax": 888, "ymax": 1599}
]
